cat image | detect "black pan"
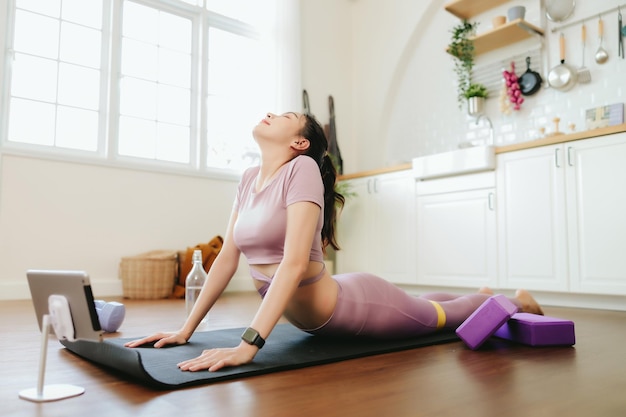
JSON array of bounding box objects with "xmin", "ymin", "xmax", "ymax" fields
[{"xmin": 519, "ymin": 56, "xmax": 543, "ymax": 96}]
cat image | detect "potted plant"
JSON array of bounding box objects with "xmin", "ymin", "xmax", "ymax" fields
[
  {"xmin": 464, "ymin": 83, "xmax": 488, "ymax": 116},
  {"xmin": 449, "ymin": 20, "xmax": 488, "ymax": 113}
]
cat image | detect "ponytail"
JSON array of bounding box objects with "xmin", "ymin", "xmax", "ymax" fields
[
  {"xmin": 301, "ymin": 114, "xmax": 345, "ymax": 251},
  {"xmin": 320, "ymin": 153, "xmax": 345, "ymax": 251}
]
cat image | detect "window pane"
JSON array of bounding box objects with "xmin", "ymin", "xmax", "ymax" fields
[
  {"xmin": 58, "ymin": 63, "xmax": 100, "ymax": 109},
  {"xmin": 13, "ymin": 10, "xmax": 60, "ymax": 59},
  {"xmin": 158, "ymin": 12, "xmax": 192, "ymax": 53},
  {"xmin": 120, "ymin": 77, "xmax": 157, "ymax": 120},
  {"xmin": 61, "ymin": 0, "xmax": 103, "ymax": 29},
  {"xmin": 8, "ymin": 98, "xmax": 56, "ymax": 145},
  {"xmin": 123, "ymin": 1, "xmax": 158, "ymax": 44},
  {"xmin": 118, "ymin": 116, "xmax": 156, "ymax": 159},
  {"xmin": 56, "ymin": 106, "xmax": 99, "ymax": 151},
  {"xmin": 16, "ymin": 0, "xmax": 61, "ymax": 18},
  {"xmin": 122, "ymin": 38, "xmax": 158, "ymax": 81},
  {"xmin": 158, "ymin": 48, "xmax": 191, "ymax": 87},
  {"xmin": 156, "ymin": 123, "xmax": 190, "ymax": 163},
  {"xmin": 118, "ymin": 2, "xmax": 193, "ymax": 164},
  {"xmin": 158, "ymin": 84, "xmax": 190, "ymax": 125},
  {"xmin": 60, "ymin": 21, "xmax": 102, "ymax": 68},
  {"xmin": 11, "ymin": 53, "xmax": 58, "ymax": 102}
]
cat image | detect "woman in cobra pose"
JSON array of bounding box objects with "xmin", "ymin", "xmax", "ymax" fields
[{"xmin": 125, "ymin": 111, "xmax": 543, "ymax": 371}]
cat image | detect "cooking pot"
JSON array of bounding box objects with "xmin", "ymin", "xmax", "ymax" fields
[
  {"xmin": 548, "ymin": 33, "xmax": 577, "ymax": 91},
  {"xmin": 519, "ymin": 57, "xmax": 543, "ymax": 96}
]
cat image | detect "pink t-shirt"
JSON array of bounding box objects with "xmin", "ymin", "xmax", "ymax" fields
[{"xmin": 233, "ymin": 155, "xmax": 325, "ymax": 264}]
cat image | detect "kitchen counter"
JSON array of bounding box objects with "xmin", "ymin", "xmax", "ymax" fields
[{"xmin": 339, "ymin": 123, "xmax": 626, "ymax": 180}]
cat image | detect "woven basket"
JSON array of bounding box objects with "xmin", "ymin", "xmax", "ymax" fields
[{"xmin": 119, "ymin": 250, "xmax": 178, "ymax": 299}]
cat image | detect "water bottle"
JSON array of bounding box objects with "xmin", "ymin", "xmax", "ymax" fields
[{"xmin": 185, "ymin": 249, "xmax": 207, "ymax": 323}]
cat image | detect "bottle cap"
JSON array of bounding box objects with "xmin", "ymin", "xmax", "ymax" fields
[{"xmin": 192, "ymin": 249, "xmax": 202, "ymax": 263}]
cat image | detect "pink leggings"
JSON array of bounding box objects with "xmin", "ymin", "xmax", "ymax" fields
[{"xmin": 303, "ymin": 272, "xmax": 520, "ymax": 339}]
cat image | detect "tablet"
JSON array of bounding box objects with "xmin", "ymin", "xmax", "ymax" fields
[{"xmin": 26, "ymin": 270, "xmax": 103, "ymax": 342}]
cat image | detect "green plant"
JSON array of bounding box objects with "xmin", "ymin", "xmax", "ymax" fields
[
  {"xmin": 449, "ymin": 20, "xmax": 487, "ymax": 107},
  {"xmin": 463, "ymin": 82, "xmax": 488, "ymax": 99}
]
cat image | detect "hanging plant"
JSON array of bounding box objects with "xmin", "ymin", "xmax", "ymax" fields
[{"xmin": 448, "ymin": 20, "xmax": 488, "ymax": 108}]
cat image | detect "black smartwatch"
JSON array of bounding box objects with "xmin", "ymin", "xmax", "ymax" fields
[{"xmin": 241, "ymin": 327, "xmax": 265, "ymax": 349}]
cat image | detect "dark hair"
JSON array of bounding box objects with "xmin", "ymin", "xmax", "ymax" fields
[{"xmin": 300, "ymin": 113, "xmax": 345, "ymax": 251}]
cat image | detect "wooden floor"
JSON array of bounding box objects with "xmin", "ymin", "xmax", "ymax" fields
[{"xmin": 2, "ymin": 292, "xmax": 625, "ymax": 417}]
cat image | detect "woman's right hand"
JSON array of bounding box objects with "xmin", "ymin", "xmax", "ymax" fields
[{"xmin": 123, "ymin": 331, "xmax": 188, "ymax": 349}]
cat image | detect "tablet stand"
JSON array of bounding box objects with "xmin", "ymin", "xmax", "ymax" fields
[{"xmin": 19, "ymin": 297, "xmax": 85, "ymax": 402}]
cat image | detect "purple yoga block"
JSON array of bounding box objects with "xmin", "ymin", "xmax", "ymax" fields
[
  {"xmin": 494, "ymin": 313, "xmax": 576, "ymax": 346},
  {"xmin": 455, "ymin": 294, "xmax": 518, "ymax": 350}
]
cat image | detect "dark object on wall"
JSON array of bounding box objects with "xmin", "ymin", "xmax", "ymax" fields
[
  {"xmin": 327, "ymin": 96, "xmax": 343, "ymax": 174},
  {"xmin": 519, "ymin": 56, "xmax": 543, "ymax": 96},
  {"xmin": 302, "ymin": 89, "xmax": 311, "ymax": 115}
]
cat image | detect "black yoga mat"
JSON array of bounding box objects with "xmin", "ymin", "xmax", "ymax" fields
[{"xmin": 61, "ymin": 324, "xmax": 458, "ymax": 389}]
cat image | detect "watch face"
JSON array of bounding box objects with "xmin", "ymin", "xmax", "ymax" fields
[{"xmin": 242, "ymin": 327, "xmax": 258, "ymax": 343}]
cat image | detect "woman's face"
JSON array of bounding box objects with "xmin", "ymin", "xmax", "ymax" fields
[{"xmin": 253, "ymin": 112, "xmax": 306, "ymax": 146}]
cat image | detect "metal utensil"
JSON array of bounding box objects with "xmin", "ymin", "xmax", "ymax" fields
[
  {"xmin": 546, "ymin": 0, "xmax": 576, "ymax": 22},
  {"xmin": 577, "ymin": 23, "xmax": 591, "ymax": 83},
  {"xmin": 549, "ymin": 33, "xmax": 577, "ymax": 91},
  {"xmin": 595, "ymin": 17, "xmax": 609, "ymax": 64},
  {"xmin": 619, "ymin": 7, "xmax": 624, "ymax": 59}
]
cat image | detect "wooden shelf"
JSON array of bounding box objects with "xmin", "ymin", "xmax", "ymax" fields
[
  {"xmin": 447, "ymin": 19, "xmax": 544, "ymax": 57},
  {"xmin": 444, "ymin": 0, "xmax": 510, "ymax": 20},
  {"xmin": 473, "ymin": 19, "xmax": 543, "ymax": 55}
]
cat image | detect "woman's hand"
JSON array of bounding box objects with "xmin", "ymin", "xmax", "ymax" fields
[
  {"xmin": 178, "ymin": 342, "xmax": 258, "ymax": 372},
  {"xmin": 123, "ymin": 331, "xmax": 188, "ymax": 349}
]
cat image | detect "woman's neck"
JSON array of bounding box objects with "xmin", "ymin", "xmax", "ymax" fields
[{"xmin": 256, "ymin": 154, "xmax": 294, "ymax": 192}]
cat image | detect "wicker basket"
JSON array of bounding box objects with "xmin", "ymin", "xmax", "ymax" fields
[{"xmin": 119, "ymin": 250, "xmax": 178, "ymax": 299}]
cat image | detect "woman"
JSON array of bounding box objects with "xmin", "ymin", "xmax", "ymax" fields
[{"xmin": 125, "ymin": 112, "xmax": 543, "ymax": 371}]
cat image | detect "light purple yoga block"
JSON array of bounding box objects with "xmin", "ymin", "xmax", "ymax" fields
[
  {"xmin": 494, "ymin": 313, "xmax": 576, "ymax": 346},
  {"xmin": 456, "ymin": 295, "xmax": 518, "ymax": 350}
]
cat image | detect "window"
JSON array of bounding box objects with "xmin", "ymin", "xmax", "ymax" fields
[
  {"xmin": 7, "ymin": 0, "xmax": 104, "ymax": 152},
  {"xmin": 1, "ymin": 0, "xmax": 290, "ymax": 174}
]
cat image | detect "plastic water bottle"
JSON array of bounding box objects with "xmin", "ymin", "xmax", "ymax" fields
[{"xmin": 185, "ymin": 249, "xmax": 207, "ymax": 323}]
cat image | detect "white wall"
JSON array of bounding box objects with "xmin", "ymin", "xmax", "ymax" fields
[
  {"xmin": 0, "ymin": 154, "xmax": 255, "ymax": 299},
  {"xmin": 302, "ymin": 0, "xmax": 626, "ymax": 172}
]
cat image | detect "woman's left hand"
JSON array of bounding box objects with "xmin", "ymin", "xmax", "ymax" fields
[{"xmin": 177, "ymin": 343, "xmax": 258, "ymax": 372}]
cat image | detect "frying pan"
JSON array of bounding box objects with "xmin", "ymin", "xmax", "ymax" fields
[
  {"xmin": 548, "ymin": 33, "xmax": 577, "ymax": 91},
  {"xmin": 519, "ymin": 56, "xmax": 543, "ymax": 96}
]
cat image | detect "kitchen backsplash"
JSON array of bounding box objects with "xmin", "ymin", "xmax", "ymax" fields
[{"xmin": 409, "ymin": 0, "xmax": 626, "ymax": 157}]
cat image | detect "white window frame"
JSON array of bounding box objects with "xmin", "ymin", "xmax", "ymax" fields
[{"xmin": 0, "ymin": 0, "xmax": 299, "ymax": 179}]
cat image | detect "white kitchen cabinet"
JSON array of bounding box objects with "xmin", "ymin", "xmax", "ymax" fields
[
  {"xmin": 415, "ymin": 172, "xmax": 497, "ymax": 288},
  {"xmin": 497, "ymin": 133, "xmax": 626, "ymax": 294},
  {"xmin": 565, "ymin": 134, "xmax": 626, "ymax": 294},
  {"xmin": 335, "ymin": 170, "xmax": 417, "ymax": 284}
]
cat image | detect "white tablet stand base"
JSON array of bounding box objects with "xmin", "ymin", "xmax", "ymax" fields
[{"xmin": 19, "ymin": 296, "xmax": 85, "ymax": 402}]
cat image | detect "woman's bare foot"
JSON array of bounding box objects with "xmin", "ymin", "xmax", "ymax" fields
[
  {"xmin": 478, "ymin": 287, "xmax": 494, "ymax": 295},
  {"xmin": 515, "ymin": 289, "xmax": 544, "ymax": 315}
]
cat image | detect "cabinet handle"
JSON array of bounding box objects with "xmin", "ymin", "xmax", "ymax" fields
[
  {"xmin": 567, "ymin": 147, "xmax": 574, "ymax": 166},
  {"xmin": 367, "ymin": 179, "xmax": 372, "ymax": 194},
  {"xmin": 373, "ymin": 178, "xmax": 379, "ymax": 193},
  {"xmin": 488, "ymin": 192, "xmax": 495, "ymax": 211},
  {"xmin": 555, "ymin": 148, "xmax": 561, "ymax": 168}
]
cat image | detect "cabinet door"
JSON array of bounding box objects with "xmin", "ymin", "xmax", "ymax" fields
[
  {"xmin": 566, "ymin": 134, "xmax": 626, "ymax": 294},
  {"xmin": 497, "ymin": 146, "xmax": 569, "ymax": 291},
  {"xmin": 335, "ymin": 178, "xmax": 371, "ymax": 273},
  {"xmin": 371, "ymin": 172, "xmax": 417, "ymax": 284},
  {"xmin": 416, "ymin": 188, "xmax": 497, "ymax": 288}
]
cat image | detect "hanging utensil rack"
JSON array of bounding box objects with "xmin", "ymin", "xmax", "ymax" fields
[{"xmin": 550, "ymin": 3, "xmax": 626, "ymax": 33}]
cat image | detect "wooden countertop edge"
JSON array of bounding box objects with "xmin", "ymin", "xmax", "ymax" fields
[
  {"xmin": 339, "ymin": 163, "xmax": 413, "ymax": 180},
  {"xmin": 339, "ymin": 123, "xmax": 626, "ymax": 181},
  {"xmin": 495, "ymin": 123, "xmax": 626, "ymax": 154}
]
